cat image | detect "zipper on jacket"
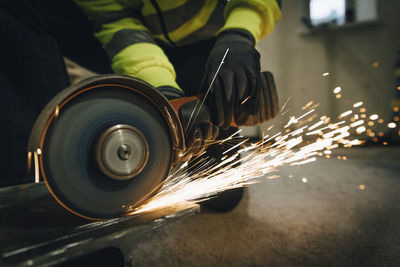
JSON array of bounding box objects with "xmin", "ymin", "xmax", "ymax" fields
[{"xmin": 149, "ymin": 0, "xmax": 177, "ymax": 47}]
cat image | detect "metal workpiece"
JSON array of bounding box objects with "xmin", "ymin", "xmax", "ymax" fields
[{"xmin": 0, "ymin": 182, "xmax": 199, "ymax": 267}]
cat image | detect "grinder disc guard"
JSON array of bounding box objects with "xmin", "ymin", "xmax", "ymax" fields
[{"xmin": 28, "ymin": 75, "xmax": 185, "ymax": 220}]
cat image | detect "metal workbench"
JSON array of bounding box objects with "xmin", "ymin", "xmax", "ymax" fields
[{"xmin": 0, "ymin": 182, "xmax": 199, "ymax": 266}]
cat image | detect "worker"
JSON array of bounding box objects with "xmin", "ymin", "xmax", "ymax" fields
[
  {"xmin": 73, "ymin": 0, "xmax": 282, "ymax": 156},
  {"xmin": 0, "ymin": 0, "xmax": 281, "ymax": 189}
]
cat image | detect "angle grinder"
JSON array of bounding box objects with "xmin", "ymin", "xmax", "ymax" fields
[{"xmin": 27, "ymin": 73, "xmax": 278, "ymax": 220}]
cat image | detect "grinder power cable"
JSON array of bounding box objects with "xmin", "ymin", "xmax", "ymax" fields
[{"xmin": 27, "ymin": 73, "xmax": 278, "ymax": 220}]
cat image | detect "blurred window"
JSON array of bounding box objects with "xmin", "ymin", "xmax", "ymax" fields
[
  {"xmin": 301, "ymin": 0, "xmax": 378, "ymax": 31},
  {"xmin": 310, "ymin": 0, "xmax": 346, "ymax": 27}
]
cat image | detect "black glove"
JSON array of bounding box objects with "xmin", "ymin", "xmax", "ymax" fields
[
  {"xmin": 157, "ymin": 86, "xmax": 219, "ymax": 158},
  {"xmin": 234, "ymin": 71, "xmax": 279, "ymax": 126},
  {"xmin": 201, "ymin": 29, "xmax": 261, "ymax": 130},
  {"xmin": 201, "ymin": 30, "xmax": 279, "ymax": 128}
]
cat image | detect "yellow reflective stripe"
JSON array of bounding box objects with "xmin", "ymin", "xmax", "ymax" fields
[
  {"xmin": 175, "ymin": 2, "xmax": 224, "ymax": 46},
  {"xmin": 73, "ymin": 0, "xmax": 124, "ymax": 19},
  {"xmin": 104, "ymin": 29, "xmax": 156, "ymax": 58},
  {"xmin": 134, "ymin": 66, "xmax": 182, "ymax": 90},
  {"xmin": 95, "ymin": 17, "xmax": 149, "ymax": 45},
  {"xmin": 221, "ymin": 7, "xmax": 263, "ymax": 42},
  {"xmin": 141, "ymin": 0, "xmax": 156, "ymax": 16},
  {"xmin": 153, "ymin": 0, "xmax": 217, "ymax": 42},
  {"xmin": 111, "ymin": 43, "xmax": 181, "ymax": 90},
  {"xmin": 223, "ymin": 0, "xmax": 282, "ymax": 40},
  {"xmin": 143, "ymin": 0, "xmax": 206, "ymax": 35}
]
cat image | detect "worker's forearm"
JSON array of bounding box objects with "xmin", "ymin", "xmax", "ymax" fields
[
  {"xmin": 221, "ymin": 0, "xmax": 282, "ymax": 41},
  {"xmin": 74, "ymin": 0, "xmax": 181, "ymax": 91},
  {"xmin": 112, "ymin": 43, "xmax": 181, "ymax": 90}
]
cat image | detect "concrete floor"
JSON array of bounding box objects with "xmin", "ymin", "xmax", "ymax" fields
[{"xmin": 128, "ymin": 146, "xmax": 400, "ymax": 266}]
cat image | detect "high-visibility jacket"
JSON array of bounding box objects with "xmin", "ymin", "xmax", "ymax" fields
[{"xmin": 74, "ymin": 0, "xmax": 282, "ymax": 91}]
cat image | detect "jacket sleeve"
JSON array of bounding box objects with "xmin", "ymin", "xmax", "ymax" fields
[
  {"xmin": 220, "ymin": 0, "xmax": 282, "ymax": 42},
  {"xmin": 74, "ymin": 0, "xmax": 182, "ymax": 91}
]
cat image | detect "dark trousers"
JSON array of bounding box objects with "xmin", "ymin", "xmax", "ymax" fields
[{"xmin": 0, "ymin": 0, "xmax": 235, "ymax": 187}]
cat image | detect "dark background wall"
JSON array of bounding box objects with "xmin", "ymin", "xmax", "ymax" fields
[{"xmin": 242, "ymin": 0, "xmax": 400, "ymax": 137}]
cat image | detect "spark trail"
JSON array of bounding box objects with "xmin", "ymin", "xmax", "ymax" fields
[{"xmin": 130, "ymin": 99, "xmax": 394, "ymax": 215}]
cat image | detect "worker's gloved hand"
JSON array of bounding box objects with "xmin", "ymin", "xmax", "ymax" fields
[
  {"xmin": 200, "ymin": 29, "xmax": 261, "ymax": 130},
  {"xmin": 158, "ymin": 86, "xmax": 219, "ymax": 158},
  {"xmin": 234, "ymin": 71, "xmax": 279, "ymax": 126}
]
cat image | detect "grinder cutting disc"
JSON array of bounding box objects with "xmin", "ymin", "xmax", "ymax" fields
[{"xmin": 28, "ymin": 75, "xmax": 185, "ymax": 220}]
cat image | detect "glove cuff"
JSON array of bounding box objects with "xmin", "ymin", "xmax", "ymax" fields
[
  {"xmin": 217, "ymin": 29, "xmax": 256, "ymax": 47},
  {"xmin": 157, "ymin": 86, "xmax": 185, "ymax": 100}
]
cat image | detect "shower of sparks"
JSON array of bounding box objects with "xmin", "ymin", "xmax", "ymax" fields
[
  {"xmin": 333, "ymin": 87, "xmax": 341, "ymax": 94},
  {"xmin": 350, "ymin": 120, "xmax": 364, "ymax": 128},
  {"xmin": 241, "ymin": 95, "xmax": 251, "ymax": 104},
  {"xmin": 369, "ymin": 114, "xmax": 378, "ymax": 120},
  {"xmin": 302, "ymin": 101, "xmax": 314, "ymax": 110},
  {"xmin": 339, "ymin": 110, "xmax": 352, "ymax": 118},
  {"xmin": 129, "ymin": 99, "xmax": 380, "ymax": 215},
  {"xmin": 280, "ymin": 97, "xmax": 291, "ymax": 115},
  {"xmin": 353, "ymin": 102, "xmax": 363, "ymax": 108},
  {"xmin": 356, "ymin": 126, "xmax": 366, "ymax": 134}
]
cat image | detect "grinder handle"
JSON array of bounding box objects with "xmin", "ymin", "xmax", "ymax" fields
[
  {"xmin": 170, "ymin": 96, "xmax": 240, "ymax": 127},
  {"xmin": 169, "ymin": 71, "xmax": 277, "ymax": 128}
]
